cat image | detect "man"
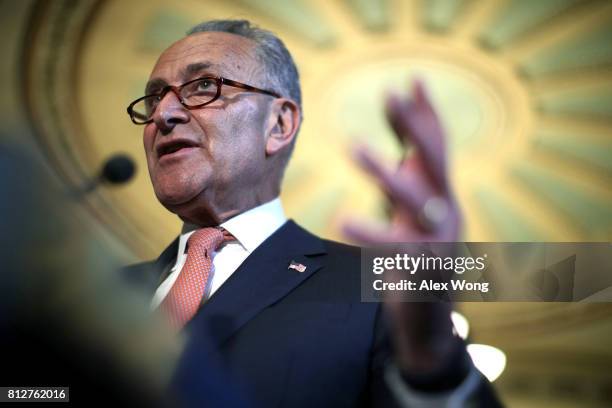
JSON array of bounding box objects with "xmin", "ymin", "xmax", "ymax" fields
[{"xmin": 125, "ymin": 20, "xmax": 500, "ymax": 407}]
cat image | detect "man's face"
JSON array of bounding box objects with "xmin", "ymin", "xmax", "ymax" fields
[{"xmin": 143, "ymin": 32, "xmax": 272, "ymax": 219}]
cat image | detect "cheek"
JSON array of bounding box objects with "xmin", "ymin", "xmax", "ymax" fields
[
  {"xmin": 193, "ymin": 104, "xmax": 267, "ymax": 178},
  {"xmin": 216, "ymin": 120, "xmax": 261, "ymax": 173},
  {"xmin": 142, "ymin": 126, "xmax": 156, "ymax": 157},
  {"xmin": 224, "ymin": 105, "xmax": 267, "ymax": 153}
]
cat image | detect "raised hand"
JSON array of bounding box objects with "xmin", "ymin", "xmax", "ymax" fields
[
  {"xmin": 343, "ymin": 79, "xmax": 466, "ymax": 380},
  {"xmin": 344, "ymin": 79, "xmax": 460, "ymax": 243}
]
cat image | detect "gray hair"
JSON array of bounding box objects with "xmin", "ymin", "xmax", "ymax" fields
[{"xmin": 187, "ymin": 20, "xmax": 302, "ymax": 110}]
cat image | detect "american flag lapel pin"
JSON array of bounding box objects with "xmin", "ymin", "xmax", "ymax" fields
[{"xmin": 288, "ymin": 260, "xmax": 307, "ymax": 273}]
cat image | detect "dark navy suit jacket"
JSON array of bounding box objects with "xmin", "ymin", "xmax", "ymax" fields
[{"xmin": 125, "ymin": 220, "xmax": 498, "ymax": 407}]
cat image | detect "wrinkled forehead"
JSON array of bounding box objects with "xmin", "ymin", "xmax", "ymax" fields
[{"xmin": 148, "ymin": 31, "xmax": 261, "ymax": 88}]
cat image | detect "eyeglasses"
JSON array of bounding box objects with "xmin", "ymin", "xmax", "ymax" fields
[{"xmin": 126, "ymin": 76, "xmax": 282, "ymax": 125}]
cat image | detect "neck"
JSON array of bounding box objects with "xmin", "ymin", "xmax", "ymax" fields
[{"xmin": 168, "ymin": 188, "xmax": 278, "ymax": 227}]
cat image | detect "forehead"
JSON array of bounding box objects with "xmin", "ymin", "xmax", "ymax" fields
[{"xmin": 149, "ymin": 31, "xmax": 260, "ymax": 83}]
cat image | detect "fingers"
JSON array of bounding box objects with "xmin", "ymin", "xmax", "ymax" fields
[
  {"xmin": 385, "ymin": 80, "xmax": 449, "ymax": 192},
  {"xmin": 342, "ymin": 79, "xmax": 461, "ymax": 245},
  {"xmin": 411, "ymin": 79, "xmax": 432, "ymax": 112},
  {"xmin": 352, "ymin": 144, "xmax": 457, "ymax": 236},
  {"xmin": 352, "ymin": 145, "xmax": 435, "ymax": 217}
]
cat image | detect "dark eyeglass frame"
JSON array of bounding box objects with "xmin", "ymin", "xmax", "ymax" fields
[{"xmin": 126, "ymin": 76, "xmax": 282, "ymax": 125}]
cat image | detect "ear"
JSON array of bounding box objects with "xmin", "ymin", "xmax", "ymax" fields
[{"xmin": 265, "ymin": 98, "xmax": 300, "ymax": 157}]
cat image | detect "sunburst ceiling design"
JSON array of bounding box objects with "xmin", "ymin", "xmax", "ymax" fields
[{"xmin": 54, "ymin": 0, "xmax": 611, "ymax": 259}]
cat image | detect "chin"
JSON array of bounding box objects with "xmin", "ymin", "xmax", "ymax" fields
[
  {"xmin": 154, "ymin": 184, "xmax": 199, "ymax": 208},
  {"xmin": 163, "ymin": 194, "xmax": 218, "ymax": 226},
  {"xmin": 156, "ymin": 183, "xmax": 213, "ymax": 220}
]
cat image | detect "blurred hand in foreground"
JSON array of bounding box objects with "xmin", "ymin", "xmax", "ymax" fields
[{"xmin": 343, "ymin": 79, "xmax": 465, "ymax": 379}]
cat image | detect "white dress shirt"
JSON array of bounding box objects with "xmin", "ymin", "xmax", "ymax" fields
[{"xmin": 151, "ymin": 198, "xmax": 287, "ymax": 309}]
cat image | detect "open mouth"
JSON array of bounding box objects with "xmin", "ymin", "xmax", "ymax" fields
[{"xmin": 156, "ymin": 140, "xmax": 199, "ymax": 158}]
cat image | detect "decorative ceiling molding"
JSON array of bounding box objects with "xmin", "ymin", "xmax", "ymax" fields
[{"xmin": 22, "ymin": 0, "xmax": 147, "ymax": 259}]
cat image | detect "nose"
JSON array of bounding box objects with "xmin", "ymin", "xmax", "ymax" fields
[{"xmin": 152, "ymin": 90, "xmax": 189, "ymax": 133}]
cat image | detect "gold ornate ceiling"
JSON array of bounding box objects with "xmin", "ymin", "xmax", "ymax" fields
[
  {"xmin": 6, "ymin": 0, "xmax": 612, "ymax": 406},
  {"xmin": 20, "ymin": 0, "xmax": 612, "ymax": 260}
]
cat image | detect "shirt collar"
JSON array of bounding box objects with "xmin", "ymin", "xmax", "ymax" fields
[{"xmin": 180, "ymin": 197, "xmax": 287, "ymax": 254}]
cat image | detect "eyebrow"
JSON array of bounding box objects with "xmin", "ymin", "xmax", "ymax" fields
[
  {"xmin": 144, "ymin": 78, "xmax": 167, "ymax": 95},
  {"xmin": 184, "ymin": 62, "xmax": 213, "ymax": 77},
  {"xmin": 145, "ymin": 61, "xmax": 217, "ymax": 95}
]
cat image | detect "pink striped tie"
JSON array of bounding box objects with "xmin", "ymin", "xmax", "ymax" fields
[{"xmin": 160, "ymin": 227, "xmax": 231, "ymax": 330}]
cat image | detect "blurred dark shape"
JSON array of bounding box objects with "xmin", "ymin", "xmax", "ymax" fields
[
  {"xmin": 0, "ymin": 144, "xmax": 173, "ymax": 406},
  {"xmin": 75, "ymin": 153, "xmax": 136, "ymax": 197},
  {"xmin": 102, "ymin": 153, "xmax": 136, "ymax": 184},
  {"xmin": 0, "ymin": 143, "xmax": 252, "ymax": 407}
]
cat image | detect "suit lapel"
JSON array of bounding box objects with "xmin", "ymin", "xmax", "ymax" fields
[
  {"xmin": 184, "ymin": 220, "xmax": 326, "ymax": 348},
  {"xmin": 153, "ymin": 236, "xmax": 180, "ymax": 288},
  {"xmin": 122, "ymin": 236, "xmax": 179, "ymax": 296}
]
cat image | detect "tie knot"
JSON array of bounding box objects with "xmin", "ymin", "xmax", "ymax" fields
[{"xmin": 187, "ymin": 227, "xmax": 233, "ymax": 254}]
